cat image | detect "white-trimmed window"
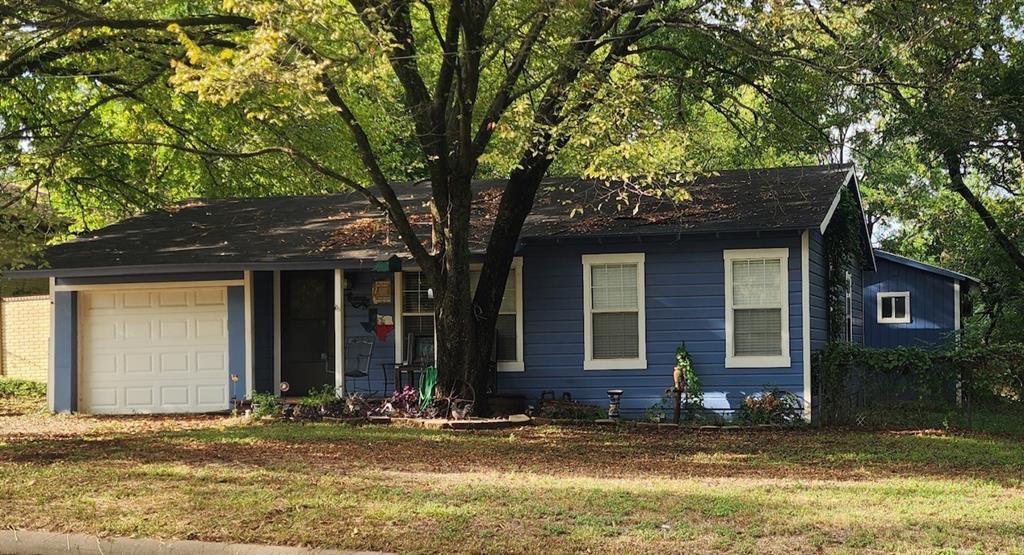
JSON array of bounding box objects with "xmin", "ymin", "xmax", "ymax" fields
[
  {"xmin": 394, "ymin": 270, "xmax": 435, "ymax": 365},
  {"xmin": 724, "ymin": 249, "xmax": 790, "ymax": 368},
  {"xmin": 877, "ymin": 291, "xmax": 910, "ymax": 324},
  {"xmin": 471, "ymin": 258, "xmax": 524, "ymax": 372},
  {"xmin": 582, "ymin": 253, "xmax": 647, "ymax": 370},
  {"xmin": 394, "ymin": 258, "xmax": 524, "ymax": 371}
]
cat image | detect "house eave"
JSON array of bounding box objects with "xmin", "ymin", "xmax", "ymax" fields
[
  {"xmin": 873, "ymin": 250, "xmax": 980, "ymax": 285},
  {"xmin": 4, "ymin": 259, "xmax": 393, "ymax": 278}
]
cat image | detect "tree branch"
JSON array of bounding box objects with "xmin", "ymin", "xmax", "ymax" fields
[{"xmin": 944, "ymin": 151, "xmax": 1024, "ymax": 273}]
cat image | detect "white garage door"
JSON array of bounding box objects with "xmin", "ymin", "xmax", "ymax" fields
[{"xmin": 79, "ymin": 286, "xmax": 231, "ymax": 414}]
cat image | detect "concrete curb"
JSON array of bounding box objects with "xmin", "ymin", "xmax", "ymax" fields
[{"xmin": 0, "ymin": 530, "xmax": 390, "ymax": 555}]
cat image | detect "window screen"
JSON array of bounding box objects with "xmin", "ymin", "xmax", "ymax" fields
[
  {"xmin": 402, "ymin": 271, "xmax": 433, "ymax": 313},
  {"xmin": 730, "ymin": 257, "xmax": 784, "ymax": 357},
  {"xmin": 471, "ymin": 270, "xmax": 519, "ymax": 362},
  {"xmin": 590, "ymin": 263, "xmax": 640, "ymax": 359}
]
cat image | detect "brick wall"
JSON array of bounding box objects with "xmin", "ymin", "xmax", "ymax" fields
[{"xmin": 1, "ymin": 295, "xmax": 50, "ymax": 382}]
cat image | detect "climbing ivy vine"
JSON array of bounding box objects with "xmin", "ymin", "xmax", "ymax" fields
[{"xmin": 824, "ymin": 190, "xmax": 863, "ymax": 342}]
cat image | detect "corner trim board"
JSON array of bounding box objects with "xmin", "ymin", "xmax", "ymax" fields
[
  {"xmin": 801, "ymin": 231, "xmax": 812, "ymax": 422},
  {"xmin": 953, "ymin": 281, "xmax": 961, "ymax": 333},
  {"xmin": 47, "ymin": 277, "xmax": 56, "ymax": 412},
  {"xmin": 243, "ymin": 271, "xmax": 254, "ymax": 397},
  {"xmin": 393, "ymin": 271, "xmax": 404, "ymax": 364}
]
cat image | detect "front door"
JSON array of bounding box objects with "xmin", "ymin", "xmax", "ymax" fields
[{"xmin": 281, "ymin": 271, "xmax": 334, "ymax": 396}]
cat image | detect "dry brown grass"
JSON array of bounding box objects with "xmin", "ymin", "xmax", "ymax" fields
[{"xmin": 1, "ymin": 399, "xmax": 1022, "ymax": 554}]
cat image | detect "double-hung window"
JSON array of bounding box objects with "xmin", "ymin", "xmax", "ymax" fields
[
  {"xmin": 395, "ymin": 258, "xmax": 524, "ymax": 371},
  {"xmin": 582, "ymin": 253, "xmax": 647, "ymax": 370},
  {"xmin": 470, "ymin": 258, "xmax": 524, "ymax": 371},
  {"xmin": 724, "ymin": 249, "xmax": 790, "ymax": 368},
  {"xmin": 396, "ymin": 270, "xmax": 435, "ymax": 365},
  {"xmin": 877, "ymin": 292, "xmax": 910, "ymax": 324}
]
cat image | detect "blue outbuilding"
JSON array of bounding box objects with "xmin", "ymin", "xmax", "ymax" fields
[{"xmin": 862, "ymin": 250, "xmax": 977, "ymax": 349}]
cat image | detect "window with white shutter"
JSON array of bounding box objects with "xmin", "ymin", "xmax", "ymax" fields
[
  {"xmin": 724, "ymin": 249, "xmax": 791, "ymax": 368},
  {"xmin": 583, "ymin": 253, "xmax": 647, "ymax": 370}
]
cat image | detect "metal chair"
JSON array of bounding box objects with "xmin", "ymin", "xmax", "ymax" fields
[{"xmin": 346, "ymin": 336, "xmax": 375, "ymax": 393}]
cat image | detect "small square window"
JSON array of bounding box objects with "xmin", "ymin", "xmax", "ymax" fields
[{"xmin": 877, "ymin": 292, "xmax": 910, "ymax": 324}]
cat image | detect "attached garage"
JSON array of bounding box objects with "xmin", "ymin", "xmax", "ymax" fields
[{"xmin": 77, "ymin": 285, "xmax": 234, "ymax": 414}]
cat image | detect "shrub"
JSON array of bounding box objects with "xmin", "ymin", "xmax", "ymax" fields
[
  {"xmin": 380, "ymin": 386, "xmax": 420, "ymax": 417},
  {"xmin": 249, "ymin": 392, "xmax": 282, "ymax": 419},
  {"xmin": 813, "ymin": 342, "xmax": 1024, "ymax": 427},
  {"xmin": 0, "ymin": 377, "xmax": 46, "ymax": 398},
  {"xmin": 301, "ymin": 384, "xmax": 340, "ymax": 407},
  {"xmin": 535, "ymin": 400, "xmax": 603, "ymax": 420},
  {"xmin": 645, "ymin": 395, "xmax": 671, "ymax": 422},
  {"xmin": 735, "ymin": 388, "xmax": 802, "ymax": 425}
]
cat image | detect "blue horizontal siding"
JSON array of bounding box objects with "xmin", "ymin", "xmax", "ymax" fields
[
  {"xmin": 54, "ymin": 231, "xmax": 816, "ymax": 418},
  {"xmin": 343, "ymin": 272, "xmax": 397, "ymax": 397},
  {"xmin": 863, "ymin": 257, "xmax": 958, "ymax": 348},
  {"xmin": 227, "ymin": 285, "xmax": 247, "ymax": 401},
  {"xmin": 497, "ymin": 233, "xmax": 807, "ymax": 417},
  {"xmin": 808, "ymin": 230, "xmax": 828, "ymax": 351}
]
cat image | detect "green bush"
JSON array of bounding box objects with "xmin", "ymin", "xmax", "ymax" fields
[
  {"xmin": 813, "ymin": 342, "xmax": 1024, "ymax": 427},
  {"xmin": 301, "ymin": 384, "xmax": 340, "ymax": 407},
  {"xmin": 249, "ymin": 392, "xmax": 282, "ymax": 419},
  {"xmin": 0, "ymin": 377, "xmax": 46, "ymax": 398}
]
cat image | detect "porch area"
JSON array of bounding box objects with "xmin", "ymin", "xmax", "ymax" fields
[{"xmin": 248, "ymin": 267, "xmax": 423, "ymax": 401}]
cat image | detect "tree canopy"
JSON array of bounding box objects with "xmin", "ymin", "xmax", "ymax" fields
[{"xmin": 2, "ymin": 0, "xmax": 1023, "ymax": 389}]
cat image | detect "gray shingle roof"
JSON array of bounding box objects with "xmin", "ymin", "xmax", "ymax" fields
[
  {"xmin": 25, "ymin": 164, "xmax": 855, "ymax": 274},
  {"xmin": 873, "ymin": 250, "xmax": 978, "ymax": 284}
]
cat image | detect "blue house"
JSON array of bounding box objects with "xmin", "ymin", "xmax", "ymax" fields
[{"xmin": 13, "ymin": 164, "xmax": 968, "ymax": 418}]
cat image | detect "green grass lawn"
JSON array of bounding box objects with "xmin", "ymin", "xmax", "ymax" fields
[{"xmin": 2, "ymin": 400, "xmax": 1023, "ymax": 554}]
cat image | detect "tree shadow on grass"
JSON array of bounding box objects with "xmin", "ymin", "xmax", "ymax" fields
[{"xmin": 2, "ymin": 423, "xmax": 1022, "ymax": 485}]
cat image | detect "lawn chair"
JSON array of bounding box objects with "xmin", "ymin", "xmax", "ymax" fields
[{"xmin": 346, "ymin": 336, "xmax": 375, "ymax": 393}]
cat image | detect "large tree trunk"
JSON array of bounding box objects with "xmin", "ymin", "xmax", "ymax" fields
[
  {"xmin": 433, "ymin": 267, "xmax": 474, "ymax": 399},
  {"xmin": 429, "ymin": 175, "xmax": 477, "ymax": 406},
  {"xmin": 944, "ymin": 151, "xmax": 1024, "ymax": 273}
]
